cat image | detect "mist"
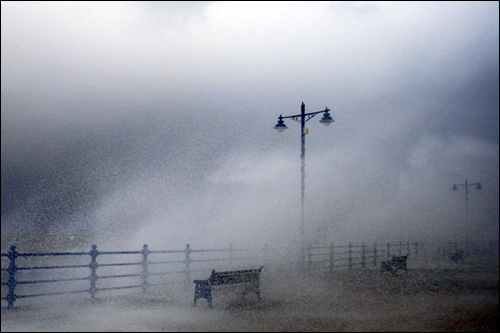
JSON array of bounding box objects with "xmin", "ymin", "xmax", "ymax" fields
[
  {"xmin": 2, "ymin": 3, "xmax": 499, "ymax": 329},
  {"xmin": 1, "ymin": 0, "xmax": 499, "ymax": 257}
]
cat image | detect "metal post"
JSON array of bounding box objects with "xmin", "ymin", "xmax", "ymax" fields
[
  {"xmin": 228, "ymin": 243, "xmax": 234, "ymax": 267},
  {"xmin": 329, "ymin": 243, "xmax": 334, "ymax": 274},
  {"xmin": 465, "ymin": 179, "xmax": 469, "ymax": 226},
  {"xmin": 6, "ymin": 245, "xmax": 18, "ymax": 309},
  {"xmin": 89, "ymin": 245, "xmax": 99, "ymax": 299},
  {"xmin": 348, "ymin": 242, "xmax": 353, "ymax": 270},
  {"xmin": 361, "ymin": 242, "xmax": 366, "ymax": 269},
  {"xmin": 300, "ymin": 102, "xmax": 306, "ymax": 242},
  {"xmin": 141, "ymin": 244, "xmax": 150, "ymax": 294},
  {"xmin": 184, "ymin": 244, "xmax": 191, "ymax": 286},
  {"xmin": 263, "ymin": 243, "xmax": 269, "ymax": 268},
  {"xmin": 307, "ymin": 243, "xmax": 312, "ymax": 268},
  {"xmin": 273, "ymin": 102, "xmax": 333, "ymax": 269}
]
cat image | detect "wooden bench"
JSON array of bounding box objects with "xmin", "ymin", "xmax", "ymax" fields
[
  {"xmin": 380, "ymin": 255, "xmax": 408, "ymax": 275},
  {"xmin": 193, "ymin": 267, "xmax": 263, "ymax": 307}
]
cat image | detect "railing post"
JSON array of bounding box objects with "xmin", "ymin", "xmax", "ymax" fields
[
  {"xmin": 263, "ymin": 243, "xmax": 269, "ymax": 268},
  {"xmin": 307, "ymin": 244, "xmax": 312, "ymax": 268},
  {"xmin": 329, "ymin": 243, "xmax": 334, "ymax": 274},
  {"xmin": 387, "ymin": 242, "xmax": 391, "ymax": 258},
  {"xmin": 348, "ymin": 242, "xmax": 353, "ymax": 270},
  {"xmin": 361, "ymin": 242, "xmax": 366, "ymax": 269},
  {"xmin": 184, "ymin": 244, "xmax": 191, "ymax": 287},
  {"xmin": 228, "ymin": 243, "xmax": 234, "ymax": 267},
  {"xmin": 399, "ymin": 241, "xmax": 402, "ymax": 255},
  {"xmin": 141, "ymin": 244, "xmax": 150, "ymax": 294},
  {"xmin": 6, "ymin": 245, "xmax": 18, "ymax": 310},
  {"xmin": 300, "ymin": 243, "xmax": 306, "ymax": 270},
  {"xmin": 89, "ymin": 245, "xmax": 99, "ymax": 299},
  {"xmin": 373, "ymin": 242, "xmax": 378, "ymax": 267}
]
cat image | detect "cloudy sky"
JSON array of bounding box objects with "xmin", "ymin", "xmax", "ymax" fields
[{"xmin": 1, "ymin": 1, "xmax": 498, "ymax": 249}]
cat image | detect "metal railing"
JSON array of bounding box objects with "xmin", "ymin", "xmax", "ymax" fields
[
  {"xmin": 1, "ymin": 243, "xmax": 261, "ymax": 309},
  {"xmin": 2, "ymin": 240, "xmax": 477, "ymax": 309},
  {"xmin": 304, "ymin": 241, "xmax": 471, "ymax": 273}
]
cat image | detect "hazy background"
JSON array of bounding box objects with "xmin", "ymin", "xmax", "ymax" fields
[{"xmin": 1, "ymin": 1, "xmax": 499, "ymax": 250}]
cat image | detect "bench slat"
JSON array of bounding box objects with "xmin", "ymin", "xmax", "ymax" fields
[{"xmin": 210, "ymin": 272, "xmax": 260, "ymax": 285}]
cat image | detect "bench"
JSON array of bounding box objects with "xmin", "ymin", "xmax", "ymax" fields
[
  {"xmin": 193, "ymin": 266, "xmax": 263, "ymax": 307},
  {"xmin": 450, "ymin": 250, "xmax": 464, "ymax": 263},
  {"xmin": 380, "ymin": 255, "xmax": 408, "ymax": 275}
]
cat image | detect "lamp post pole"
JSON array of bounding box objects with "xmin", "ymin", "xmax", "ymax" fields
[
  {"xmin": 274, "ymin": 102, "xmax": 334, "ymax": 266},
  {"xmin": 300, "ymin": 102, "xmax": 306, "ymax": 239}
]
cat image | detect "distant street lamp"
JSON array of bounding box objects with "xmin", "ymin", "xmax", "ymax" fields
[
  {"xmin": 452, "ymin": 179, "xmax": 481, "ymax": 249},
  {"xmin": 452, "ymin": 179, "xmax": 482, "ymax": 227},
  {"xmin": 274, "ymin": 102, "xmax": 333, "ymax": 264}
]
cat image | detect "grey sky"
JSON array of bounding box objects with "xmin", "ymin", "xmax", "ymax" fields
[{"xmin": 1, "ymin": 1, "xmax": 498, "ymax": 249}]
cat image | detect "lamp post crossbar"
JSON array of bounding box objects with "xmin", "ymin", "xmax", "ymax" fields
[{"xmin": 281, "ymin": 109, "xmax": 330, "ymax": 122}]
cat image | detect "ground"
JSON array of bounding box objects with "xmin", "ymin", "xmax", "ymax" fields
[{"xmin": 2, "ymin": 261, "xmax": 498, "ymax": 332}]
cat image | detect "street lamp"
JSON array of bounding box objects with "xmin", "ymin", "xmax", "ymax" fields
[
  {"xmin": 274, "ymin": 102, "xmax": 334, "ymax": 264},
  {"xmin": 452, "ymin": 179, "xmax": 481, "ymax": 249},
  {"xmin": 452, "ymin": 179, "xmax": 482, "ymax": 227}
]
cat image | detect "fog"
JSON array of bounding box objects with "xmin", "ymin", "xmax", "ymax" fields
[
  {"xmin": 1, "ymin": 1, "xmax": 499, "ymax": 255},
  {"xmin": 2, "ymin": 253, "xmax": 499, "ymax": 331}
]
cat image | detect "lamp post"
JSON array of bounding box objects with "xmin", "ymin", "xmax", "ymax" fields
[
  {"xmin": 452, "ymin": 179, "xmax": 481, "ymax": 249},
  {"xmin": 452, "ymin": 179, "xmax": 482, "ymax": 227},
  {"xmin": 274, "ymin": 102, "xmax": 333, "ymax": 265}
]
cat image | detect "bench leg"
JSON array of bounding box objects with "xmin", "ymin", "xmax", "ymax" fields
[
  {"xmin": 243, "ymin": 281, "xmax": 261, "ymax": 301},
  {"xmin": 380, "ymin": 261, "xmax": 393, "ymax": 275},
  {"xmin": 255, "ymin": 281, "xmax": 261, "ymax": 301},
  {"xmin": 194, "ymin": 282, "xmax": 212, "ymax": 307}
]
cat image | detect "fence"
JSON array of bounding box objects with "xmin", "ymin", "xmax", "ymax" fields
[
  {"xmin": 1, "ymin": 243, "xmax": 266, "ymax": 310},
  {"xmin": 305, "ymin": 240, "xmax": 479, "ymax": 272},
  {"xmin": 1, "ymin": 240, "xmax": 474, "ymax": 309}
]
